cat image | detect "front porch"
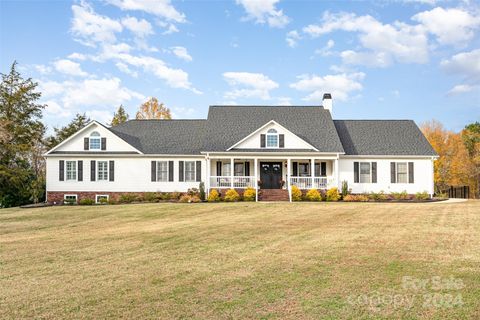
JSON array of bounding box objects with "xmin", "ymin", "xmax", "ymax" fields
[{"xmin": 206, "ymin": 155, "xmax": 339, "ymax": 201}]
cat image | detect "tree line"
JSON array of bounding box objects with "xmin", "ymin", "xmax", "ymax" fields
[{"xmin": 0, "ymin": 62, "xmax": 172, "ymax": 207}]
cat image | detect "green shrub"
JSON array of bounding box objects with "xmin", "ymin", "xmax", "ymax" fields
[
  {"xmin": 305, "ymin": 189, "xmax": 322, "ymax": 201},
  {"xmin": 64, "ymin": 198, "xmax": 76, "ymax": 205},
  {"xmin": 199, "ymin": 182, "xmax": 206, "ymax": 201},
  {"xmin": 326, "ymin": 187, "xmax": 341, "ymax": 201},
  {"xmin": 291, "ymin": 185, "xmax": 302, "ymax": 201},
  {"xmin": 187, "ymin": 188, "xmax": 200, "ymax": 197},
  {"xmin": 170, "ymin": 192, "xmax": 182, "ymax": 200},
  {"xmin": 108, "ymin": 198, "xmax": 117, "ymax": 205},
  {"xmin": 341, "ymin": 180, "xmax": 349, "ymax": 198},
  {"xmin": 98, "ymin": 197, "xmax": 109, "ymax": 205},
  {"xmin": 369, "ymin": 191, "xmax": 388, "ymax": 201},
  {"xmin": 343, "ymin": 194, "xmax": 369, "ymax": 202},
  {"xmin": 207, "ymin": 189, "xmax": 221, "ymax": 202},
  {"xmin": 435, "ymin": 192, "xmax": 448, "ymax": 199},
  {"xmin": 243, "ymin": 187, "xmax": 256, "ymax": 201},
  {"xmin": 144, "ymin": 192, "xmax": 158, "ymax": 202},
  {"xmin": 119, "ymin": 193, "xmax": 137, "ymax": 203},
  {"xmin": 224, "ymin": 189, "xmax": 240, "ymax": 202},
  {"xmin": 391, "ymin": 190, "xmax": 409, "ymax": 200},
  {"xmin": 415, "ymin": 191, "xmax": 430, "ymax": 200},
  {"xmin": 179, "ymin": 194, "xmax": 201, "ymax": 203},
  {"xmin": 79, "ymin": 198, "xmax": 95, "ymax": 205},
  {"xmin": 159, "ymin": 192, "xmax": 171, "ymax": 201}
]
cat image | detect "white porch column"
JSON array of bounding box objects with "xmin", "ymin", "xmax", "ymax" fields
[
  {"xmin": 254, "ymin": 158, "xmax": 258, "ymax": 202},
  {"xmin": 287, "ymin": 158, "xmax": 292, "ymax": 202},
  {"xmin": 206, "ymin": 155, "xmax": 210, "ymax": 199},
  {"xmin": 334, "ymin": 157, "xmax": 339, "ymax": 189},
  {"xmin": 230, "ymin": 157, "xmax": 234, "ymax": 189},
  {"xmin": 311, "ymin": 158, "xmax": 315, "ymax": 189}
]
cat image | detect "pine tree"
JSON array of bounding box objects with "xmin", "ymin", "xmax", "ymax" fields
[
  {"xmin": 136, "ymin": 97, "xmax": 172, "ymax": 119},
  {"xmin": 45, "ymin": 113, "xmax": 90, "ymax": 150},
  {"xmin": 110, "ymin": 105, "xmax": 129, "ymax": 126}
]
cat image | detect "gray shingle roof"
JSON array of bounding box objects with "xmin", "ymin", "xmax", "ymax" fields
[
  {"xmin": 204, "ymin": 106, "xmax": 345, "ymax": 153},
  {"xmin": 109, "ymin": 120, "xmax": 207, "ymax": 154},
  {"xmin": 333, "ymin": 120, "xmax": 437, "ymax": 156}
]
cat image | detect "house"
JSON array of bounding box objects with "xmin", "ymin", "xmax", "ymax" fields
[{"xmin": 45, "ymin": 94, "xmax": 437, "ymax": 203}]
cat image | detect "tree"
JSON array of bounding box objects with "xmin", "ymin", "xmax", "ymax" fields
[
  {"xmin": 0, "ymin": 61, "xmax": 46, "ymax": 207},
  {"xmin": 45, "ymin": 113, "xmax": 90, "ymax": 150},
  {"xmin": 136, "ymin": 97, "xmax": 172, "ymax": 119},
  {"xmin": 110, "ymin": 105, "xmax": 129, "ymax": 126},
  {"xmin": 462, "ymin": 122, "xmax": 480, "ymax": 198}
]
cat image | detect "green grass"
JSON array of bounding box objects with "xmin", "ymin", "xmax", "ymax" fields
[{"xmin": 1, "ymin": 201, "xmax": 479, "ymax": 319}]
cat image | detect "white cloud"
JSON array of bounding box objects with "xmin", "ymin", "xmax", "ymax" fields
[
  {"xmin": 115, "ymin": 62, "xmax": 138, "ymax": 77},
  {"xmin": 441, "ymin": 49, "xmax": 480, "ymax": 81},
  {"xmin": 315, "ymin": 39, "xmax": 335, "ymax": 56},
  {"xmin": 401, "ymin": 0, "xmax": 437, "ymax": 4},
  {"xmin": 71, "ymin": 1, "xmax": 123, "ymax": 46},
  {"xmin": 170, "ymin": 46, "xmax": 192, "ymax": 62},
  {"xmin": 236, "ymin": 0, "xmax": 290, "ymax": 28},
  {"xmin": 44, "ymin": 100, "xmax": 72, "ymax": 118},
  {"xmin": 53, "ymin": 59, "xmax": 89, "ymax": 77},
  {"xmin": 223, "ymin": 72, "xmax": 279, "ymax": 100},
  {"xmin": 67, "ymin": 52, "xmax": 87, "ymax": 60},
  {"xmin": 106, "ymin": 0, "xmax": 186, "ymax": 23},
  {"xmin": 85, "ymin": 110, "xmax": 114, "ymax": 124},
  {"xmin": 447, "ymin": 84, "xmax": 477, "ymax": 95},
  {"xmin": 171, "ymin": 106, "xmax": 196, "ymax": 118},
  {"xmin": 412, "ymin": 7, "xmax": 480, "ymax": 46},
  {"xmin": 286, "ymin": 30, "xmax": 301, "ymax": 48},
  {"xmin": 277, "ymin": 97, "xmax": 292, "ymax": 105},
  {"xmin": 121, "ymin": 16, "xmax": 153, "ymax": 38},
  {"xmin": 290, "ymin": 72, "xmax": 365, "ymax": 102},
  {"xmin": 34, "ymin": 64, "xmax": 52, "ymax": 75}
]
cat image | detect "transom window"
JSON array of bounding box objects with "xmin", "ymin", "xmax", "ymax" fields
[
  {"xmin": 156, "ymin": 161, "xmax": 169, "ymax": 182},
  {"xmin": 185, "ymin": 161, "xmax": 196, "ymax": 182},
  {"xmin": 66, "ymin": 161, "xmax": 77, "ymax": 181},
  {"xmin": 98, "ymin": 161, "xmax": 108, "ymax": 181},
  {"xmin": 90, "ymin": 131, "xmax": 101, "ymax": 150},
  {"xmin": 360, "ymin": 162, "xmax": 371, "ymax": 183},
  {"xmin": 396, "ymin": 162, "xmax": 408, "ymax": 183},
  {"xmin": 266, "ymin": 128, "xmax": 278, "ymax": 148}
]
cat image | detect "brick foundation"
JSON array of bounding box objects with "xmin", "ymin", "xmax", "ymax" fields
[{"xmin": 46, "ymin": 191, "xmax": 182, "ymax": 204}]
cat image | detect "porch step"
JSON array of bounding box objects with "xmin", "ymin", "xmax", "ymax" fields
[{"xmin": 259, "ymin": 189, "xmax": 289, "ymax": 202}]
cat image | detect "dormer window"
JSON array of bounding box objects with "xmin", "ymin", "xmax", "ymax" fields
[
  {"xmin": 89, "ymin": 131, "xmax": 101, "ymax": 150},
  {"xmin": 266, "ymin": 129, "xmax": 278, "ymax": 148}
]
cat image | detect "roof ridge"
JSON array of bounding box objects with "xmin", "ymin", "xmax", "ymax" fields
[
  {"xmin": 209, "ymin": 105, "xmax": 323, "ymax": 108},
  {"xmin": 334, "ymin": 119, "xmax": 414, "ymax": 122},
  {"xmin": 126, "ymin": 119, "xmax": 206, "ymax": 121}
]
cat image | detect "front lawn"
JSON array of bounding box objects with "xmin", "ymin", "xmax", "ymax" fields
[{"xmin": 1, "ymin": 202, "xmax": 479, "ymax": 319}]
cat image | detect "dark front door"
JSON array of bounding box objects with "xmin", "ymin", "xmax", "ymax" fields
[{"xmin": 260, "ymin": 162, "xmax": 282, "ymax": 189}]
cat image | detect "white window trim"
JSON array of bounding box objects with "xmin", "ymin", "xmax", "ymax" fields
[
  {"xmin": 64, "ymin": 194, "xmax": 77, "ymax": 204},
  {"xmin": 395, "ymin": 162, "xmax": 409, "ymax": 184},
  {"xmin": 156, "ymin": 161, "xmax": 169, "ymax": 182},
  {"xmin": 359, "ymin": 162, "xmax": 372, "ymax": 184},
  {"xmin": 265, "ymin": 129, "xmax": 279, "ymax": 149},
  {"xmin": 95, "ymin": 194, "xmax": 109, "ymax": 203},
  {"xmin": 66, "ymin": 160, "xmax": 77, "ymax": 181},
  {"xmin": 184, "ymin": 161, "xmax": 196, "ymax": 182},
  {"xmin": 97, "ymin": 160, "xmax": 109, "ymax": 181}
]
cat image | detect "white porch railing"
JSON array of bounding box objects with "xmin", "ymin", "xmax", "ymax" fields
[
  {"xmin": 209, "ymin": 176, "xmax": 256, "ymax": 188},
  {"xmin": 289, "ymin": 176, "xmax": 330, "ymax": 189}
]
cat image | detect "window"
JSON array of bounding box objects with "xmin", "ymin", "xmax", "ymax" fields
[
  {"xmin": 98, "ymin": 161, "xmax": 108, "ymax": 181},
  {"xmin": 222, "ymin": 163, "xmax": 231, "ymax": 176},
  {"xmin": 64, "ymin": 194, "xmax": 77, "ymax": 204},
  {"xmin": 90, "ymin": 131, "xmax": 101, "ymax": 150},
  {"xmin": 299, "ymin": 163, "xmax": 309, "ymax": 176},
  {"xmin": 95, "ymin": 194, "xmax": 109, "ymax": 203},
  {"xmin": 266, "ymin": 128, "xmax": 278, "ymax": 148},
  {"xmin": 396, "ymin": 162, "xmax": 408, "ymax": 183},
  {"xmin": 360, "ymin": 162, "xmax": 371, "ymax": 183},
  {"xmin": 234, "ymin": 163, "xmax": 244, "ymax": 176},
  {"xmin": 156, "ymin": 161, "xmax": 169, "ymax": 182},
  {"xmin": 66, "ymin": 161, "xmax": 77, "ymax": 181},
  {"xmin": 185, "ymin": 161, "xmax": 196, "ymax": 182}
]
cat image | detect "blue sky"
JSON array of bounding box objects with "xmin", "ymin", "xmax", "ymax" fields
[{"xmin": 1, "ymin": 0, "xmax": 479, "ymax": 132}]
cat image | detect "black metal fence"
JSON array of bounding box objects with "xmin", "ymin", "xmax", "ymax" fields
[{"xmin": 440, "ymin": 186, "xmax": 470, "ymax": 199}]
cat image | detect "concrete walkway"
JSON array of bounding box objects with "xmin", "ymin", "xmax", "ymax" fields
[{"xmin": 430, "ymin": 198, "xmax": 468, "ymax": 204}]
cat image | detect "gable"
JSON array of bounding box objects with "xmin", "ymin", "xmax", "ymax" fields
[
  {"xmin": 46, "ymin": 122, "xmax": 141, "ymax": 154},
  {"xmin": 229, "ymin": 121, "xmax": 318, "ymax": 151}
]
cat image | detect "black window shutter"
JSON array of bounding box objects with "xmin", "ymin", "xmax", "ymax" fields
[
  {"xmin": 408, "ymin": 162, "xmax": 414, "ymax": 183},
  {"xmin": 391, "ymin": 162, "xmax": 396, "ymax": 183},
  {"xmin": 372, "ymin": 162, "xmax": 377, "ymax": 183},
  {"xmin": 293, "ymin": 162, "xmax": 298, "ymax": 176},
  {"xmin": 321, "ymin": 162, "xmax": 326, "ymax": 176},
  {"xmin": 59, "ymin": 160, "xmax": 64, "ymax": 181},
  {"xmin": 109, "ymin": 161, "xmax": 114, "ymax": 181},
  {"xmin": 169, "ymin": 161, "xmax": 174, "ymax": 182},
  {"xmin": 196, "ymin": 161, "xmax": 202, "ymax": 182},
  {"xmin": 279, "ymin": 134, "xmax": 285, "ymax": 148},
  {"xmin": 78, "ymin": 160, "xmax": 83, "ymax": 181},
  {"xmin": 354, "ymin": 162, "xmax": 359, "ymax": 183},
  {"xmin": 216, "ymin": 161, "xmax": 222, "ymax": 176},
  {"xmin": 179, "ymin": 161, "xmax": 184, "ymax": 182},
  {"xmin": 151, "ymin": 161, "xmax": 157, "ymax": 182},
  {"xmin": 260, "ymin": 134, "xmax": 266, "ymax": 148},
  {"xmin": 245, "ymin": 161, "xmax": 250, "ymax": 176},
  {"xmin": 90, "ymin": 160, "xmax": 96, "ymax": 181},
  {"xmin": 84, "ymin": 138, "xmax": 89, "ymax": 150},
  {"xmin": 101, "ymin": 138, "xmax": 106, "ymax": 150}
]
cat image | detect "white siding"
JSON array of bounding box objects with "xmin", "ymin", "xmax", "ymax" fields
[
  {"xmin": 46, "ymin": 157, "xmax": 206, "ymax": 193},
  {"xmin": 338, "ymin": 157, "xmax": 434, "ymax": 195}
]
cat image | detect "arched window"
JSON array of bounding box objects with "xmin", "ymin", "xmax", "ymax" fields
[
  {"xmin": 90, "ymin": 131, "xmax": 101, "ymax": 150},
  {"xmin": 266, "ymin": 128, "xmax": 278, "ymax": 148}
]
